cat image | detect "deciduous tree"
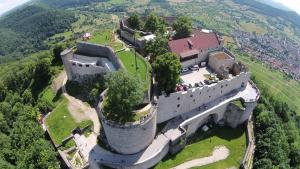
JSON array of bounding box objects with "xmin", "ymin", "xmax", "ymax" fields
[
  {"xmin": 173, "ymin": 16, "xmax": 192, "ymax": 39},
  {"xmin": 153, "ymin": 52, "xmax": 181, "ymax": 93},
  {"xmin": 128, "ymin": 13, "xmax": 142, "ymax": 30},
  {"xmin": 103, "ymin": 71, "xmax": 144, "ymax": 122},
  {"xmin": 145, "ymin": 35, "xmax": 168, "ymax": 62}
]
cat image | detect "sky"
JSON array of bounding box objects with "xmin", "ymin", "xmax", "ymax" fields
[
  {"xmin": 273, "ymin": 0, "xmax": 300, "ymax": 15},
  {"xmin": 0, "ymin": 0, "xmax": 300, "ymax": 16},
  {"xmin": 0, "ymin": 0, "xmax": 31, "ymax": 15}
]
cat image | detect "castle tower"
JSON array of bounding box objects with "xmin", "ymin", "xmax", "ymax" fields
[{"xmin": 60, "ymin": 48, "xmax": 74, "ymax": 81}]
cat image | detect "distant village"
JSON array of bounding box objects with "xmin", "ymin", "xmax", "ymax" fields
[{"xmin": 234, "ymin": 31, "xmax": 300, "ymax": 81}]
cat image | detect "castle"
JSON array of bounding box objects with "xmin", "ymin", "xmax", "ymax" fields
[{"xmin": 61, "ymin": 27, "xmax": 259, "ymax": 169}]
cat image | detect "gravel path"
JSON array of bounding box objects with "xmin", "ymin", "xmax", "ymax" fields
[{"xmin": 172, "ymin": 146, "xmax": 230, "ymax": 169}]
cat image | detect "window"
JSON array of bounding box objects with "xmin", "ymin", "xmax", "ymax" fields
[
  {"xmin": 177, "ymin": 97, "xmax": 180, "ymax": 100},
  {"xmin": 209, "ymin": 96, "xmax": 211, "ymax": 98},
  {"xmin": 86, "ymin": 65, "xmax": 90, "ymax": 67},
  {"xmin": 221, "ymin": 85, "xmax": 223, "ymax": 88},
  {"xmin": 225, "ymin": 84, "xmax": 228, "ymax": 87},
  {"xmin": 207, "ymin": 90, "xmax": 209, "ymax": 93},
  {"xmin": 221, "ymin": 90, "xmax": 223, "ymax": 94},
  {"xmin": 190, "ymin": 94, "xmax": 193, "ymax": 98},
  {"xmin": 72, "ymin": 63, "xmax": 76, "ymax": 66},
  {"xmin": 199, "ymin": 92, "xmax": 201, "ymax": 95},
  {"xmin": 193, "ymin": 99, "xmax": 195, "ymax": 102},
  {"xmin": 78, "ymin": 64, "xmax": 82, "ymax": 67},
  {"xmin": 177, "ymin": 104, "xmax": 180, "ymax": 108}
]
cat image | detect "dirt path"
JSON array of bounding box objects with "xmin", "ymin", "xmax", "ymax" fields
[
  {"xmin": 61, "ymin": 75, "xmax": 100, "ymax": 134},
  {"xmin": 172, "ymin": 146, "xmax": 230, "ymax": 169}
]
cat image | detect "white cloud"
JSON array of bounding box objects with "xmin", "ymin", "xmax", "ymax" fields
[
  {"xmin": 0, "ymin": 0, "xmax": 31, "ymax": 15},
  {"xmin": 273, "ymin": 0, "xmax": 300, "ymax": 14}
]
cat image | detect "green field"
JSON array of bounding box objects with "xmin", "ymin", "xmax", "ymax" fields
[
  {"xmin": 154, "ymin": 126, "xmax": 246, "ymax": 169},
  {"xmin": 45, "ymin": 96, "xmax": 92, "ymax": 145},
  {"xmin": 88, "ymin": 30, "xmax": 123, "ymax": 51},
  {"xmin": 45, "ymin": 97, "xmax": 76, "ymax": 145},
  {"xmin": 236, "ymin": 53, "xmax": 300, "ymax": 114},
  {"xmin": 116, "ymin": 50, "xmax": 150, "ymax": 86}
]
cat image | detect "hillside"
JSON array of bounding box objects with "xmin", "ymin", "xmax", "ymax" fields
[
  {"xmin": 0, "ymin": 4, "xmax": 76, "ymax": 63},
  {"xmin": 255, "ymin": 0, "xmax": 291, "ymax": 12},
  {"xmin": 0, "ymin": 0, "xmax": 300, "ymax": 168}
]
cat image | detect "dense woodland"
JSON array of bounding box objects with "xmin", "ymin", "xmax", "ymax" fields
[
  {"xmin": 0, "ymin": 47, "xmax": 64, "ymax": 168},
  {"xmin": 0, "ymin": 4, "xmax": 76, "ymax": 63},
  {"xmin": 252, "ymin": 76, "xmax": 300, "ymax": 168}
]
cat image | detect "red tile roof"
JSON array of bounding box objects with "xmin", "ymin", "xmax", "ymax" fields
[{"xmin": 168, "ymin": 29, "xmax": 221, "ymax": 58}]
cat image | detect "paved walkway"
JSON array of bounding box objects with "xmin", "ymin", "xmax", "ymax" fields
[{"xmin": 172, "ymin": 146, "xmax": 230, "ymax": 169}]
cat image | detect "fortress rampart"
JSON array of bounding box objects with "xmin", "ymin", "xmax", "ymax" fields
[{"xmin": 157, "ymin": 72, "xmax": 250, "ymax": 123}]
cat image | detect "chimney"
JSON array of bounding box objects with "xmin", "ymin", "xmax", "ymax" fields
[{"xmin": 187, "ymin": 39, "xmax": 193, "ymax": 49}]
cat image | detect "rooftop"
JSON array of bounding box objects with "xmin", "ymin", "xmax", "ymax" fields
[
  {"xmin": 168, "ymin": 29, "xmax": 220, "ymax": 58},
  {"xmin": 211, "ymin": 52, "xmax": 232, "ymax": 60}
]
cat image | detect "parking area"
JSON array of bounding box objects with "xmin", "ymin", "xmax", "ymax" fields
[{"xmin": 180, "ymin": 67, "xmax": 213, "ymax": 86}]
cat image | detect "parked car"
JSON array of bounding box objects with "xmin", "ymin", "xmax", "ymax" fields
[
  {"xmin": 189, "ymin": 64, "xmax": 200, "ymax": 71},
  {"xmin": 204, "ymin": 79, "xmax": 212, "ymax": 85},
  {"xmin": 181, "ymin": 67, "xmax": 189, "ymax": 73}
]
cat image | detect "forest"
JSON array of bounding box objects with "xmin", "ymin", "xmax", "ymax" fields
[
  {"xmin": 0, "ymin": 46, "xmax": 65, "ymax": 168},
  {"xmin": 0, "ymin": 4, "xmax": 76, "ymax": 63},
  {"xmin": 252, "ymin": 75, "xmax": 300, "ymax": 168}
]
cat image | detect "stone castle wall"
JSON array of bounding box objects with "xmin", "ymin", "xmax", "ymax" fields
[
  {"xmin": 61, "ymin": 42, "xmax": 123, "ymax": 81},
  {"xmin": 76, "ymin": 42, "xmax": 123, "ymax": 70},
  {"xmin": 180, "ymin": 101, "xmax": 229, "ymax": 136},
  {"xmin": 157, "ymin": 72, "xmax": 250, "ymax": 123},
  {"xmin": 98, "ymin": 103, "xmax": 157, "ymax": 155}
]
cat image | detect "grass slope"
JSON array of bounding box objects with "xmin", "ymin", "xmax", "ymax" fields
[
  {"xmin": 237, "ymin": 53, "xmax": 300, "ymax": 114},
  {"xmin": 45, "ymin": 97, "xmax": 76, "ymax": 145},
  {"xmin": 88, "ymin": 30, "xmax": 123, "ymax": 51},
  {"xmin": 155, "ymin": 126, "xmax": 246, "ymax": 169}
]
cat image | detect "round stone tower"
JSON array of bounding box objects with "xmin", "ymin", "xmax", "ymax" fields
[
  {"xmin": 60, "ymin": 48, "xmax": 74, "ymax": 81},
  {"xmin": 98, "ymin": 103, "xmax": 157, "ymax": 155}
]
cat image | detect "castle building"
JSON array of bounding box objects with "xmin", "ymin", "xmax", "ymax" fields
[
  {"xmin": 61, "ymin": 42, "xmax": 123, "ymax": 82},
  {"xmin": 168, "ymin": 29, "xmax": 223, "ymax": 68},
  {"xmin": 61, "ymin": 30, "xmax": 259, "ymax": 169}
]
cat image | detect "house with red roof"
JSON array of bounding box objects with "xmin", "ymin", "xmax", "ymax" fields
[{"xmin": 168, "ymin": 29, "xmax": 222, "ymax": 67}]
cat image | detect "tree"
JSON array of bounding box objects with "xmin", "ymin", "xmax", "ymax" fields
[
  {"xmin": 127, "ymin": 13, "xmax": 141, "ymax": 30},
  {"xmin": 144, "ymin": 35, "xmax": 168, "ymax": 62},
  {"xmin": 0, "ymin": 81, "xmax": 7, "ymax": 102},
  {"xmin": 52, "ymin": 44, "xmax": 64, "ymax": 65},
  {"xmin": 153, "ymin": 52, "xmax": 181, "ymax": 93},
  {"xmin": 173, "ymin": 16, "xmax": 192, "ymax": 39},
  {"xmin": 144, "ymin": 13, "xmax": 166, "ymax": 34},
  {"xmin": 22, "ymin": 89, "xmax": 34, "ymax": 105},
  {"xmin": 103, "ymin": 71, "xmax": 144, "ymax": 122},
  {"xmin": 17, "ymin": 139, "xmax": 59, "ymax": 169}
]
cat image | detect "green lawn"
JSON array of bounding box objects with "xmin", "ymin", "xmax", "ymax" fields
[
  {"xmin": 45, "ymin": 97, "xmax": 77, "ymax": 145},
  {"xmin": 88, "ymin": 30, "xmax": 123, "ymax": 51},
  {"xmin": 45, "ymin": 96, "xmax": 93, "ymax": 145},
  {"xmin": 154, "ymin": 126, "xmax": 246, "ymax": 169},
  {"xmin": 116, "ymin": 50, "xmax": 151, "ymax": 88},
  {"xmin": 88, "ymin": 30, "xmax": 151, "ymax": 89}
]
